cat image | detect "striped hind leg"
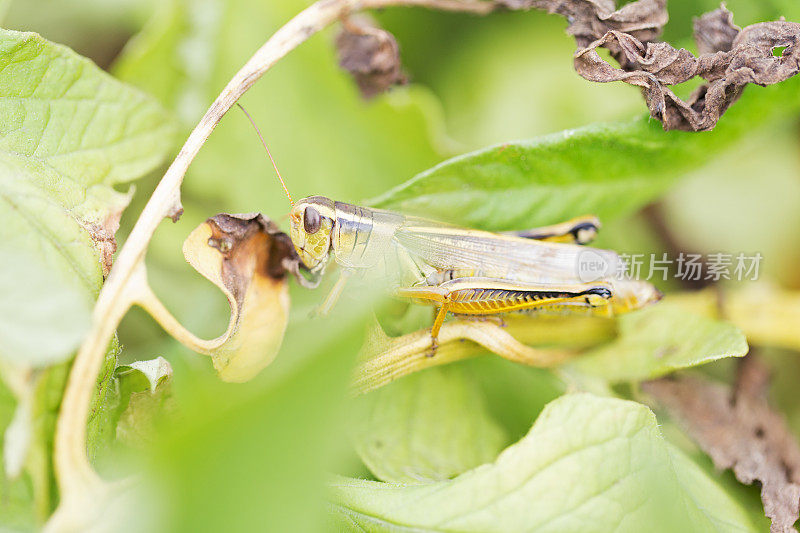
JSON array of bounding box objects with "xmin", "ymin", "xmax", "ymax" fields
[
  {"xmin": 396, "ymin": 278, "xmax": 614, "ymax": 354},
  {"xmin": 504, "ymin": 215, "xmax": 600, "ymax": 245}
]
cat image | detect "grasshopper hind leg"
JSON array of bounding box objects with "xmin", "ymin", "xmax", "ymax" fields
[
  {"xmin": 397, "ymin": 278, "xmax": 614, "ymax": 354},
  {"xmin": 506, "ymin": 215, "xmax": 600, "ymax": 245}
]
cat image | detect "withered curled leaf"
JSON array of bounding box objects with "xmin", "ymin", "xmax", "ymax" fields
[
  {"xmin": 694, "ymin": 5, "xmax": 740, "ymax": 55},
  {"xmin": 644, "ymin": 357, "xmax": 800, "ymax": 532},
  {"xmin": 335, "ymin": 15, "xmax": 406, "ymax": 99},
  {"xmin": 497, "ymin": 1, "xmax": 800, "ymax": 131},
  {"xmin": 182, "ymin": 213, "xmax": 299, "ymax": 382},
  {"xmin": 506, "ymin": 0, "xmax": 668, "ymax": 54},
  {"xmin": 574, "ymin": 14, "xmax": 800, "ymax": 131}
]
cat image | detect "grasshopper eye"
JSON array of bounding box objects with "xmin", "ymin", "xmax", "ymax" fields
[{"xmin": 304, "ymin": 206, "xmax": 322, "ymax": 234}]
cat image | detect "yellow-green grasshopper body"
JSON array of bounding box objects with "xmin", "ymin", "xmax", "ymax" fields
[{"xmin": 288, "ymin": 196, "xmax": 661, "ymax": 345}]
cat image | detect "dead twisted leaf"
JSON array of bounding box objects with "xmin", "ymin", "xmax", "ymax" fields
[
  {"xmin": 505, "ymin": 0, "xmax": 668, "ymax": 56},
  {"xmin": 181, "ymin": 213, "xmax": 300, "ymax": 382},
  {"xmin": 694, "ymin": 5, "xmax": 740, "ymax": 55},
  {"xmin": 574, "ymin": 14, "xmax": 800, "ymax": 130},
  {"xmin": 644, "ymin": 357, "xmax": 800, "ymax": 532},
  {"xmin": 335, "ymin": 16, "xmax": 406, "ymax": 98},
  {"xmin": 510, "ymin": 2, "xmax": 800, "ymax": 131}
]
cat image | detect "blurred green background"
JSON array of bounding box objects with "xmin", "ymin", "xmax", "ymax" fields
[{"xmin": 4, "ymin": 0, "xmax": 800, "ymax": 531}]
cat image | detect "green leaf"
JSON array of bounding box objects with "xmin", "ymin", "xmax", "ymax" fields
[
  {"xmin": 116, "ymin": 357, "xmax": 173, "ymax": 394},
  {"xmin": 0, "ymin": 247, "xmax": 90, "ymax": 366},
  {"xmin": 370, "ymin": 79, "xmax": 800, "ymax": 232},
  {"xmin": 0, "ymin": 29, "xmax": 177, "ymax": 364},
  {"xmin": 0, "ymin": 29, "xmax": 176, "ymax": 186},
  {"xmin": 330, "ymin": 393, "xmax": 757, "ymax": 532},
  {"xmin": 351, "ymin": 365, "xmax": 506, "ymax": 484},
  {"xmin": 87, "ymin": 354, "xmax": 177, "ymax": 475},
  {"xmin": 566, "ymin": 299, "xmax": 749, "ymax": 382},
  {"xmin": 113, "ymin": 357, "xmax": 174, "ymax": 450},
  {"xmin": 0, "ymin": 28, "xmax": 175, "ymax": 524},
  {"xmin": 658, "ymin": 419, "xmax": 773, "ymax": 532}
]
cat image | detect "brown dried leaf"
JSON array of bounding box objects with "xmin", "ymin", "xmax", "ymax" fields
[
  {"xmin": 497, "ymin": 1, "xmax": 800, "ymax": 131},
  {"xmin": 182, "ymin": 213, "xmax": 299, "ymax": 382},
  {"xmin": 335, "ymin": 16, "xmax": 406, "ymax": 99},
  {"xmin": 573, "ymin": 15, "xmax": 800, "ymax": 131},
  {"xmin": 501, "ymin": 0, "xmax": 667, "ymax": 61},
  {"xmin": 694, "ymin": 5, "xmax": 740, "ymax": 54},
  {"xmin": 644, "ymin": 357, "xmax": 800, "ymax": 532}
]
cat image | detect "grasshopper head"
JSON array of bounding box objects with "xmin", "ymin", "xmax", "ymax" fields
[{"xmin": 289, "ymin": 196, "xmax": 336, "ymax": 274}]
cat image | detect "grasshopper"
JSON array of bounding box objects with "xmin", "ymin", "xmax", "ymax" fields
[
  {"xmin": 288, "ymin": 196, "xmax": 661, "ymax": 351},
  {"xmin": 237, "ymin": 104, "xmax": 661, "ymax": 353}
]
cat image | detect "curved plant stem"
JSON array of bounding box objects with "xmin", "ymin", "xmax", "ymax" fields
[
  {"xmin": 47, "ymin": 0, "xmax": 502, "ymax": 529},
  {"xmin": 133, "ymin": 282, "xmax": 221, "ymax": 354},
  {"xmin": 353, "ymin": 319, "xmax": 575, "ymax": 395}
]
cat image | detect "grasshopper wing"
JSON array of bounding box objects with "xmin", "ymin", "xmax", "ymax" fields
[{"xmin": 393, "ymin": 219, "xmax": 622, "ymax": 285}]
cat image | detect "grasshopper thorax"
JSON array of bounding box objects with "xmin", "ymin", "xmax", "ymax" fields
[{"xmin": 289, "ymin": 196, "xmax": 336, "ymax": 274}]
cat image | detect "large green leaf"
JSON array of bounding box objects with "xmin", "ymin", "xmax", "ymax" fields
[
  {"xmin": 0, "ymin": 30, "xmax": 175, "ymax": 186},
  {"xmin": 0, "ymin": 247, "xmax": 90, "ymax": 366},
  {"xmin": 330, "ymin": 393, "xmax": 756, "ymax": 532},
  {"xmin": 351, "ymin": 364, "xmax": 507, "ymax": 484},
  {"xmin": 0, "ymin": 29, "xmax": 176, "ymax": 364},
  {"xmin": 370, "ymin": 79, "xmax": 800, "ymax": 232},
  {"xmin": 566, "ymin": 299, "xmax": 748, "ymax": 382},
  {"xmin": 0, "ymin": 28, "xmax": 176, "ymax": 527}
]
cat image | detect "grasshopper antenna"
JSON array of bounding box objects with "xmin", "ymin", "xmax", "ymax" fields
[{"xmin": 236, "ymin": 102, "xmax": 293, "ymax": 205}]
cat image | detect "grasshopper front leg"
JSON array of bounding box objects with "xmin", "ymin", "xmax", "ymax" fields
[
  {"xmin": 397, "ymin": 277, "xmax": 614, "ymax": 355},
  {"xmin": 312, "ymin": 271, "xmax": 351, "ymax": 317}
]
